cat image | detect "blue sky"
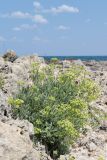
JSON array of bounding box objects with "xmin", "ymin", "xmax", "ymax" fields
[{"xmin": 0, "ymin": 0, "xmax": 107, "ymax": 56}]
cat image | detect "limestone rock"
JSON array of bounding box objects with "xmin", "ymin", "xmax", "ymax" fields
[
  {"xmin": 6, "ymin": 119, "xmax": 34, "ymax": 136},
  {"xmin": 86, "ymin": 142, "xmax": 97, "ymax": 152},
  {"xmin": 0, "ymin": 55, "xmax": 45, "ymax": 116},
  {"xmin": 3, "ymin": 50, "xmax": 17, "ymax": 62},
  {"xmin": 0, "ymin": 120, "xmax": 51, "ymax": 160},
  {"xmin": 0, "ymin": 120, "xmax": 40, "ymax": 160}
]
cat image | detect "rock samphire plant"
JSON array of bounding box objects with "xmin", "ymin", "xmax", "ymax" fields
[{"xmin": 9, "ymin": 62, "xmax": 100, "ymax": 159}]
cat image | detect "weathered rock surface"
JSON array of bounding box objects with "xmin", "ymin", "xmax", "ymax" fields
[
  {"xmin": 0, "ymin": 119, "xmax": 51, "ymax": 160},
  {"xmin": 59, "ymin": 130, "xmax": 107, "ymax": 160},
  {"xmin": 2, "ymin": 49, "xmax": 17, "ymax": 62},
  {"xmin": 0, "ymin": 55, "xmax": 45, "ymax": 117}
]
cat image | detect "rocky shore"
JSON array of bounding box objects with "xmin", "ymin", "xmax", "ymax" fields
[{"xmin": 0, "ymin": 52, "xmax": 107, "ymax": 160}]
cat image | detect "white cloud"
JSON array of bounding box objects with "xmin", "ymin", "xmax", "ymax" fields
[
  {"xmin": 44, "ymin": 5, "xmax": 79, "ymax": 14},
  {"xmin": 0, "ymin": 3, "xmax": 79, "ymax": 28},
  {"xmin": 33, "ymin": 1, "xmax": 41, "ymax": 10},
  {"xmin": 0, "ymin": 10, "xmax": 48, "ymax": 24},
  {"xmin": 33, "ymin": 2, "xmax": 79, "ymax": 15},
  {"xmin": 33, "ymin": 15, "xmax": 48, "ymax": 24},
  {"xmin": 1, "ymin": 11, "xmax": 31, "ymax": 19},
  {"xmin": 0, "ymin": 36, "xmax": 6, "ymax": 42},
  {"xmin": 13, "ymin": 24, "xmax": 37, "ymax": 31},
  {"xmin": 11, "ymin": 11, "xmax": 31, "ymax": 18},
  {"xmin": 57, "ymin": 25, "xmax": 70, "ymax": 31}
]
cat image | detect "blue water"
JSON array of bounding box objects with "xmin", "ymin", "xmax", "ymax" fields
[{"xmin": 42, "ymin": 56, "xmax": 107, "ymax": 61}]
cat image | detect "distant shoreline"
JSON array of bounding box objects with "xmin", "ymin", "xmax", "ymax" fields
[{"xmin": 42, "ymin": 56, "xmax": 107, "ymax": 61}]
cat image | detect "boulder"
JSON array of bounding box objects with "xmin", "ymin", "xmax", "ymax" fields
[
  {"xmin": 3, "ymin": 50, "xmax": 18, "ymax": 62},
  {"xmin": 0, "ymin": 120, "xmax": 51, "ymax": 160},
  {"xmin": 0, "ymin": 120, "xmax": 39, "ymax": 160},
  {"xmin": 62, "ymin": 60, "xmax": 71, "ymax": 68},
  {"xmin": 72, "ymin": 59, "xmax": 85, "ymax": 67}
]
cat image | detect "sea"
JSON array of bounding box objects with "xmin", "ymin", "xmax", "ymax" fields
[{"xmin": 42, "ymin": 56, "xmax": 107, "ymax": 61}]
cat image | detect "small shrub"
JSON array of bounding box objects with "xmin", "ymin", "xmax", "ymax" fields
[
  {"xmin": 11, "ymin": 63, "xmax": 100, "ymax": 158},
  {"xmin": 50, "ymin": 57, "xmax": 59, "ymax": 64}
]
